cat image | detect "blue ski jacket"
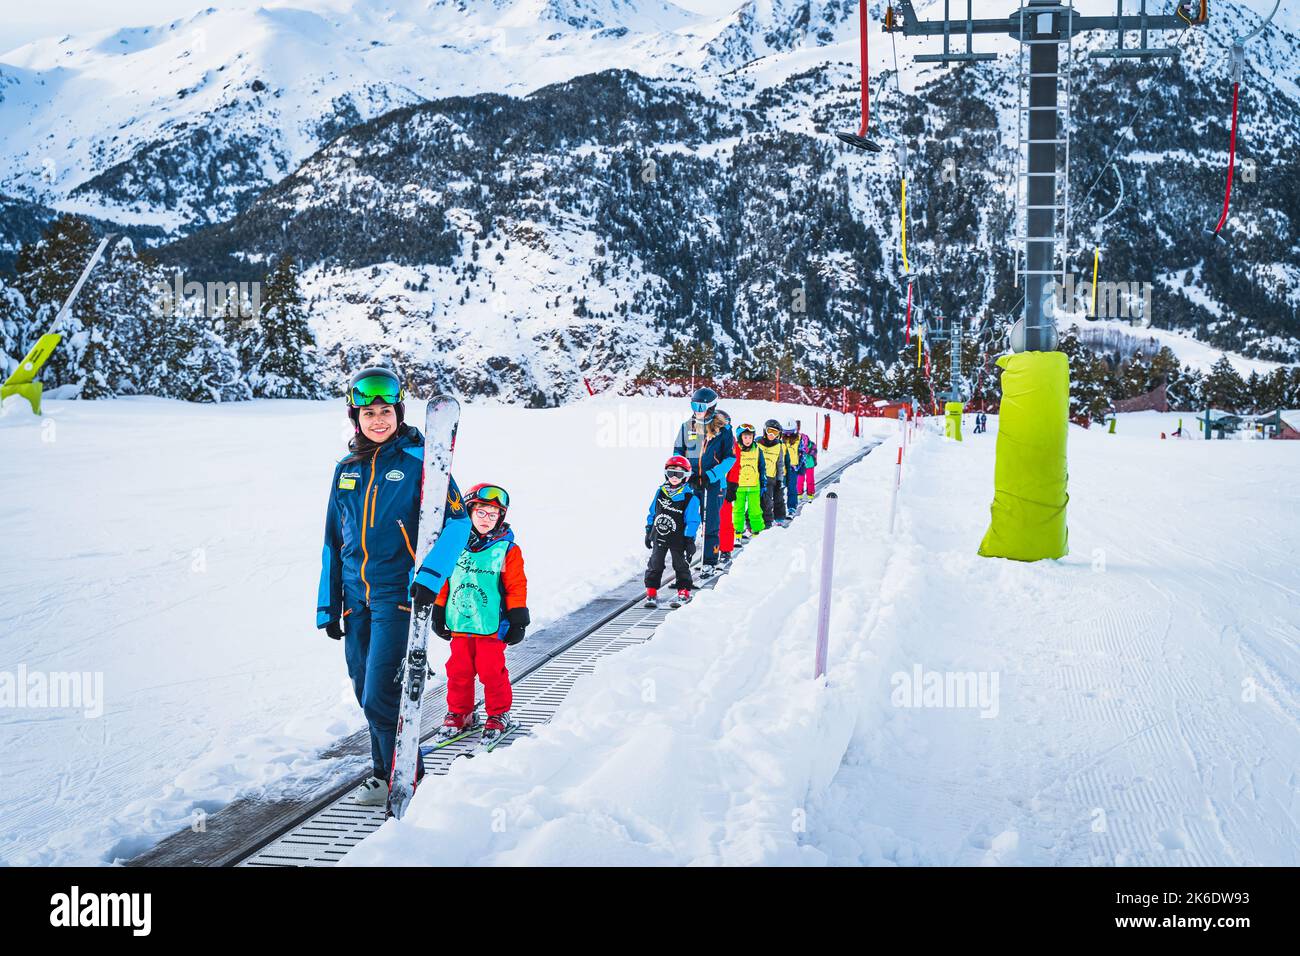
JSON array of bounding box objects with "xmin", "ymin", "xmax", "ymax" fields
[
  {"xmin": 697, "ymin": 424, "xmax": 736, "ymax": 488},
  {"xmin": 645, "ymin": 482, "xmax": 702, "ymax": 543},
  {"xmin": 317, "ymin": 425, "xmax": 469, "ymax": 627}
]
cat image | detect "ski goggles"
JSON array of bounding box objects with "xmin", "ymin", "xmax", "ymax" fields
[
  {"xmin": 468, "ymin": 485, "xmax": 510, "ymax": 510},
  {"xmin": 348, "ymin": 375, "xmax": 404, "ymax": 407},
  {"xmin": 738, "ymin": 423, "xmax": 756, "ymax": 435},
  {"xmin": 664, "ymin": 467, "xmax": 690, "ymax": 481},
  {"xmin": 690, "ymin": 400, "xmax": 713, "ymax": 413}
]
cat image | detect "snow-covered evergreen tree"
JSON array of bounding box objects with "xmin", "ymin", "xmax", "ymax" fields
[
  {"xmin": 1201, "ymin": 356, "xmax": 1249, "ymax": 413},
  {"xmin": 1060, "ymin": 327, "xmax": 1112, "ymax": 423},
  {"xmin": 0, "ymin": 280, "xmax": 31, "ymax": 380},
  {"xmin": 75, "ymin": 238, "xmax": 144, "ymax": 399},
  {"xmin": 12, "ymin": 215, "xmax": 100, "ymax": 392},
  {"xmin": 240, "ymin": 255, "xmax": 321, "ymax": 398}
]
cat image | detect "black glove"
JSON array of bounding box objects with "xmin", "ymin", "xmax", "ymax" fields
[
  {"xmin": 412, "ymin": 582, "xmax": 436, "ymax": 612},
  {"xmin": 504, "ymin": 607, "xmax": 530, "ymax": 646},
  {"xmin": 645, "ymin": 526, "xmax": 653, "ymax": 549},
  {"xmin": 432, "ymin": 603, "xmax": 451, "ymax": 640},
  {"xmin": 690, "ymin": 473, "xmax": 705, "ymax": 492},
  {"xmin": 683, "ymin": 536, "xmax": 696, "ymax": 559},
  {"xmin": 324, "ymin": 619, "xmax": 343, "ymax": 641},
  {"xmin": 725, "ymin": 480, "xmax": 738, "ymax": 503}
]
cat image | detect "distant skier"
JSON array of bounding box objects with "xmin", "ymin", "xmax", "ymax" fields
[
  {"xmin": 317, "ymin": 367, "xmax": 471, "ymax": 806},
  {"xmin": 429, "ymin": 483, "xmax": 529, "ymax": 750},
  {"xmin": 795, "ymin": 426, "xmax": 818, "ymax": 502},
  {"xmin": 757, "ymin": 419, "xmax": 789, "ymax": 526},
  {"xmin": 732, "ymin": 422, "xmax": 767, "ymax": 538},
  {"xmin": 644, "ymin": 455, "xmax": 700, "ymax": 608},
  {"xmin": 781, "ymin": 420, "xmax": 801, "ymax": 516},
  {"xmin": 672, "ymin": 387, "xmax": 735, "ymax": 578}
]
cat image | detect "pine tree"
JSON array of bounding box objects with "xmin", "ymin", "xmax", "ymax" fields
[
  {"xmin": 1059, "ymin": 328, "xmax": 1111, "ymax": 423},
  {"xmin": 1167, "ymin": 364, "xmax": 1203, "ymax": 411},
  {"xmin": 75, "ymin": 239, "xmax": 143, "ymax": 399},
  {"xmin": 11, "ymin": 215, "xmax": 100, "ymax": 391},
  {"xmin": 0, "ymin": 279, "xmax": 31, "ymax": 379},
  {"xmin": 241, "ymin": 255, "xmax": 321, "ymax": 398},
  {"xmin": 1201, "ymin": 355, "xmax": 1248, "ymax": 412}
]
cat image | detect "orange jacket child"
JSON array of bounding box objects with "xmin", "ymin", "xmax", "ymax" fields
[{"xmin": 430, "ymin": 483, "xmax": 528, "ymax": 744}]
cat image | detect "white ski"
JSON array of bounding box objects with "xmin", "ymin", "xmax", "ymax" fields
[{"xmin": 387, "ymin": 395, "xmax": 460, "ymax": 819}]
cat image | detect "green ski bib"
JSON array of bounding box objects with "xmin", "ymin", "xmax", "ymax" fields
[{"xmin": 445, "ymin": 539, "xmax": 510, "ymax": 635}]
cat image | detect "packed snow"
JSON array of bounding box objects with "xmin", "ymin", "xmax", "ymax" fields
[
  {"xmin": 338, "ymin": 409, "xmax": 1300, "ymax": 866},
  {"xmin": 0, "ymin": 393, "xmax": 859, "ymax": 865}
]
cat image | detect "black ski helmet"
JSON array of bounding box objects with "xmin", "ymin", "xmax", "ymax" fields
[
  {"xmin": 690, "ymin": 386, "xmax": 718, "ymax": 421},
  {"xmin": 346, "ymin": 366, "xmax": 406, "ymax": 431},
  {"xmin": 763, "ymin": 418, "xmax": 781, "ymax": 436}
]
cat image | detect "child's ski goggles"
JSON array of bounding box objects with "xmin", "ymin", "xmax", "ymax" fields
[
  {"xmin": 348, "ymin": 375, "xmax": 404, "ymax": 407},
  {"xmin": 664, "ymin": 467, "xmax": 690, "ymax": 481},
  {"xmin": 690, "ymin": 400, "xmax": 713, "ymax": 413},
  {"xmin": 468, "ymin": 485, "xmax": 510, "ymax": 509}
]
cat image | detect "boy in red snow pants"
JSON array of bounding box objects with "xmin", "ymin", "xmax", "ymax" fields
[{"xmin": 431, "ymin": 483, "xmax": 529, "ymax": 742}]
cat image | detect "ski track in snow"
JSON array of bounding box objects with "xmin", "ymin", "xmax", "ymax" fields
[{"xmin": 809, "ymin": 412, "xmax": 1300, "ymax": 867}]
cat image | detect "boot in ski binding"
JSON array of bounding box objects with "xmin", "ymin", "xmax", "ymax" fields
[
  {"xmin": 643, "ymin": 588, "xmax": 659, "ymax": 609},
  {"xmin": 424, "ymin": 710, "xmax": 481, "ymax": 752},
  {"xmin": 479, "ymin": 712, "xmax": 518, "ymax": 752},
  {"xmin": 670, "ymin": 589, "xmax": 692, "ymax": 608}
]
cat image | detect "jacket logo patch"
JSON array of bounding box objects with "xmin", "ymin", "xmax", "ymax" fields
[
  {"xmin": 338, "ymin": 472, "xmax": 360, "ymax": 490},
  {"xmin": 385, "ymin": 470, "xmax": 405, "ymax": 481}
]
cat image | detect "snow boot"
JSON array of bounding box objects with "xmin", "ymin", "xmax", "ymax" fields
[
  {"xmin": 644, "ymin": 588, "xmax": 659, "ymax": 609},
  {"xmin": 671, "ymin": 589, "xmax": 692, "ymax": 608}
]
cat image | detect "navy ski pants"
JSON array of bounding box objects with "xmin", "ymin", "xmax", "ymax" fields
[{"xmin": 343, "ymin": 599, "xmax": 424, "ymax": 782}]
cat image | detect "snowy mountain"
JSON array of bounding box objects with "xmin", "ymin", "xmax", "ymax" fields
[
  {"xmin": 0, "ymin": 0, "xmax": 842, "ymax": 230},
  {"xmin": 2, "ymin": 1, "xmax": 1298, "ymax": 401}
]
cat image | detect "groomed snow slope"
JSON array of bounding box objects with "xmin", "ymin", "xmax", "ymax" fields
[
  {"xmin": 0, "ymin": 394, "xmax": 864, "ymax": 866},
  {"xmin": 343, "ymin": 411, "xmax": 1300, "ymax": 866}
]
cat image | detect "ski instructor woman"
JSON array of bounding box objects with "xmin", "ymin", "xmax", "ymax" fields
[{"xmin": 316, "ymin": 366, "xmax": 471, "ymax": 806}]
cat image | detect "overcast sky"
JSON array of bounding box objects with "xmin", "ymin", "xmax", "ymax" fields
[{"xmin": 2, "ymin": 0, "xmax": 746, "ymax": 53}]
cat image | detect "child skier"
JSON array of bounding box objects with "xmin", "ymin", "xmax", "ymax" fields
[
  {"xmin": 715, "ymin": 410, "xmax": 737, "ymax": 568},
  {"xmin": 644, "ymin": 455, "xmax": 700, "ymax": 608},
  {"xmin": 318, "ymin": 367, "xmax": 472, "ymax": 806},
  {"xmin": 428, "ymin": 483, "xmax": 530, "ymax": 750},
  {"xmin": 796, "ymin": 426, "xmax": 818, "ymax": 502},
  {"xmin": 757, "ymin": 419, "xmax": 789, "ymax": 527},
  {"xmin": 781, "ymin": 420, "xmax": 801, "ymax": 518},
  {"xmin": 732, "ymin": 423, "xmax": 767, "ymax": 538}
]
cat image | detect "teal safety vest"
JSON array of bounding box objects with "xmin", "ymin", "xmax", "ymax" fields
[{"xmin": 445, "ymin": 538, "xmax": 511, "ymax": 635}]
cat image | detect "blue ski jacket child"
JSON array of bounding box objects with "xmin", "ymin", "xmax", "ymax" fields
[{"xmin": 317, "ymin": 425, "xmax": 470, "ymax": 628}]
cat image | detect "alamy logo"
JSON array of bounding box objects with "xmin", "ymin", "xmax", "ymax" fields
[
  {"xmin": 0, "ymin": 665, "xmax": 103, "ymax": 718},
  {"xmin": 150, "ymin": 272, "xmax": 261, "ymax": 323},
  {"xmin": 890, "ymin": 664, "xmax": 1000, "ymax": 718},
  {"xmin": 1052, "ymin": 273, "xmax": 1152, "ymax": 325},
  {"xmin": 49, "ymin": 886, "xmax": 151, "ymax": 936}
]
